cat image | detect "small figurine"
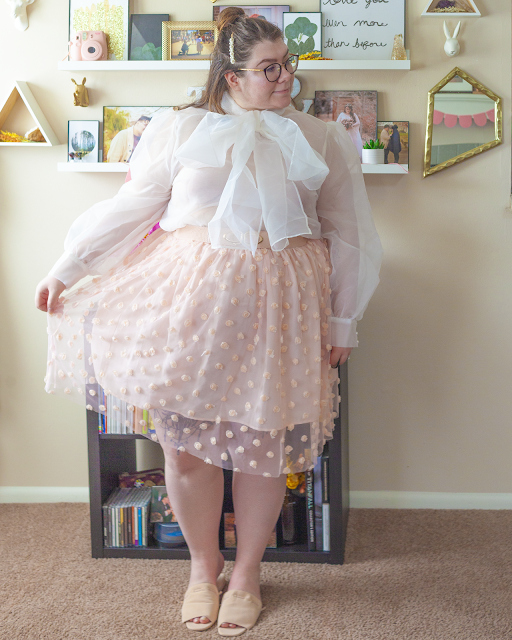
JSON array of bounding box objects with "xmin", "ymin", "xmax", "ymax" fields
[
  {"xmin": 443, "ymin": 20, "xmax": 461, "ymax": 57},
  {"xmin": 71, "ymin": 78, "xmax": 89, "ymax": 107}
]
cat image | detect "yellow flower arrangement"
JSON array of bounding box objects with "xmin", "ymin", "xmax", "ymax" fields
[
  {"xmin": 0, "ymin": 130, "xmax": 31, "ymax": 143},
  {"xmin": 299, "ymin": 52, "xmax": 332, "ymax": 60}
]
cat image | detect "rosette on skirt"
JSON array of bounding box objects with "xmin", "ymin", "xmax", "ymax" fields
[{"xmin": 45, "ymin": 231, "xmax": 341, "ymax": 477}]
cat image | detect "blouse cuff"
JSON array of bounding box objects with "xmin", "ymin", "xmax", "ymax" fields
[
  {"xmin": 328, "ymin": 317, "xmax": 358, "ymax": 348},
  {"xmin": 48, "ymin": 252, "xmax": 89, "ymax": 289}
]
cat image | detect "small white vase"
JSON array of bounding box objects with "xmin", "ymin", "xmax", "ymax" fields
[{"xmin": 362, "ymin": 148, "xmax": 385, "ymax": 164}]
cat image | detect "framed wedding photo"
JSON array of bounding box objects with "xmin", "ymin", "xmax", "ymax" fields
[
  {"xmin": 162, "ymin": 21, "xmax": 218, "ymax": 61},
  {"xmin": 282, "ymin": 12, "xmax": 322, "ymax": 59},
  {"xmin": 213, "ymin": 5, "xmax": 290, "ymax": 30},
  {"xmin": 314, "ymin": 90, "xmax": 378, "ymax": 161},
  {"xmin": 377, "ymin": 121, "xmax": 409, "ymax": 165},
  {"xmin": 68, "ymin": 120, "xmax": 100, "ymax": 163},
  {"xmin": 102, "ymin": 107, "xmax": 175, "ymax": 163}
]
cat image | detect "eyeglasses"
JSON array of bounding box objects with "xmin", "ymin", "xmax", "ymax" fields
[{"xmin": 237, "ymin": 54, "xmax": 299, "ymax": 82}]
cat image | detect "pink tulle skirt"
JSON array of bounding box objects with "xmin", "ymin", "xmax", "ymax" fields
[{"xmin": 45, "ymin": 229, "xmax": 340, "ymax": 477}]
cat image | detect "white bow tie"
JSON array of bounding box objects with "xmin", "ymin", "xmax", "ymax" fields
[{"xmin": 174, "ymin": 107, "xmax": 329, "ymax": 255}]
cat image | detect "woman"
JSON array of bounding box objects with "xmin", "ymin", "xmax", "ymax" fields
[
  {"xmin": 336, "ymin": 103, "xmax": 364, "ymax": 162},
  {"xmin": 35, "ymin": 7, "xmax": 382, "ymax": 636}
]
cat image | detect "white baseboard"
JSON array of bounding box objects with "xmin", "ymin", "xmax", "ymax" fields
[
  {"xmin": 0, "ymin": 487, "xmax": 90, "ymax": 503},
  {"xmin": 0, "ymin": 487, "xmax": 511, "ymax": 509},
  {"xmin": 350, "ymin": 491, "xmax": 512, "ymax": 509}
]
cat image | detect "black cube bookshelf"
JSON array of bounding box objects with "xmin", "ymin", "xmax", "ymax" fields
[{"xmin": 86, "ymin": 363, "xmax": 349, "ymax": 564}]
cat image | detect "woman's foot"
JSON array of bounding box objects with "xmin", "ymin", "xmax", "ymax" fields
[
  {"xmin": 219, "ymin": 565, "xmax": 261, "ymax": 630},
  {"xmin": 188, "ymin": 551, "xmax": 226, "ymax": 626}
]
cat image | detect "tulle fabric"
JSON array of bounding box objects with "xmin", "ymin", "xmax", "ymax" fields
[{"xmin": 45, "ymin": 231, "xmax": 341, "ymax": 477}]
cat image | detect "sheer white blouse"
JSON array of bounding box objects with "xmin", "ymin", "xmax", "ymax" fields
[{"xmin": 49, "ymin": 92, "xmax": 382, "ymax": 348}]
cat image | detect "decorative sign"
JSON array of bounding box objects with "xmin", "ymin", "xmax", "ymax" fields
[{"xmin": 320, "ymin": 0, "xmax": 406, "ymax": 60}]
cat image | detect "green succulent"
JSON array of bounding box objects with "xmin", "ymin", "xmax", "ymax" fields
[
  {"xmin": 363, "ymin": 139, "xmax": 385, "ymax": 150},
  {"xmin": 131, "ymin": 42, "xmax": 162, "ymax": 61},
  {"xmin": 285, "ymin": 17, "xmax": 317, "ymax": 57}
]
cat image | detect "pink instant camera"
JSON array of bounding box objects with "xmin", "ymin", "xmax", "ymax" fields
[{"xmin": 68, "ymin": 31, "xmax": 108, "ymax": 61}]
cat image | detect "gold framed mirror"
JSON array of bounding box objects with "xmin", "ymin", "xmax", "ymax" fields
[{"xmin": 423, "ymin": 67, "xmax": 502, "ymax": 178}]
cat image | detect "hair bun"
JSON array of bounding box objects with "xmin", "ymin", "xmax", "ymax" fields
[{"xmin": 216, "ymin": 6, "xmax": 246, "ymax": 32}]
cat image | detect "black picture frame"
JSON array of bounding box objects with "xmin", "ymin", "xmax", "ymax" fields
[{"xmin": 129, "ymin": 14, "xmax": 169, "ymax": 61}]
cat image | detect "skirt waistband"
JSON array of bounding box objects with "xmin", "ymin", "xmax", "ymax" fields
[{"xmin": 170, "ymin": 225, "xmax": 309, "ymax": 250}]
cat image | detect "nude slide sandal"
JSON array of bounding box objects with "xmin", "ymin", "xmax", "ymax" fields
[
  {"xmin": 217, "ymin": 589, "xmax": 265, "ymax": 637},
  {"xmin": 182, "ymin": 573, "xmax": 227, "ymax": 631}
]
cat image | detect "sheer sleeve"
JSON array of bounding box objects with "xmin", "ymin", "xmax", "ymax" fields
[
  {"xmin": 48, "ymin": 109, "xmax": 179, "ymax": 289},
  {"xmin": 316, "ymin": 121, "xmax": 382, "ymax": 348}
]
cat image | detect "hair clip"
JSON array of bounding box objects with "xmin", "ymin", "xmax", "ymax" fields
[{"xmin": 229, "ymin": 32, "xmax": 235, "ymax": 64}]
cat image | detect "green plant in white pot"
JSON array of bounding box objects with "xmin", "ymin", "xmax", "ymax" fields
[{"xmin": 362, "ymin": 139, "xmax": 385, "ymax": 164}]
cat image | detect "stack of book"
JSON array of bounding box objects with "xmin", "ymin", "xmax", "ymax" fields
[
  {"xmin": 102, "ymin": 487, "xmax": 152, "ymax": 548},
  {"xmin": 92, "ymin": 385, "xmax": 156, "ymax": 436}
]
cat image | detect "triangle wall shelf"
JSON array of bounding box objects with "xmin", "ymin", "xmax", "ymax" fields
[
  {"xmin": 422, "ymin": 0, "xmax": 481, "ymax": 17},
  {"xmin": 0, "ymin": 81, "xmax": 59, "ymax": 146}
]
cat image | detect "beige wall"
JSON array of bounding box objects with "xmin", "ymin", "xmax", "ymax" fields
[{"xmin": 0, "ymin": 0, "xmax": 510, "ymax": 493}]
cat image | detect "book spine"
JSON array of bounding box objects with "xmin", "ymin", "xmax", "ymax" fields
[
  {"xmin": 142, "ymin": 409, "xmax": 148, "ymax": 435},
  {"xmin": 313, "ymin": 457, "xmax": 324, "ymax": 551},
  {"xmin": 127, "ymin": 505, "xmax": 132, "ymax": 547},
  {"xmin": 305, "ymin": 469, "xmax": 316, "ymax": 551},
  {"xmin": 322, "ymin": 503, "xmax": 330, "ymax": 551},
  {"xmin": 322, "ymin": 454, "xmax": 329, "ymax": 504},
  {"xmin": 102, "ymin": 505, "xmax": 108, "ymax": 546}
]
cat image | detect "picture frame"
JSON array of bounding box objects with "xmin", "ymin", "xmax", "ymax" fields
[
  {"xmin": 68, "ymin": 120, "xmax": 100, "ymax": 162},
  {"xmin": 377, "ymin": 121, "xmax": 409, "ymax": 165},
  {"xmin": 68, "ymin": 0, "xmax": 129, "ymax": 61},
  {"xmin": 314, "ymin": 90, "xmax": 378, "ymax": 162},
  {"xmin": 213, "ymin": 5, "xmax": 290, "ymax": 31},
  {"xmin": 282, "ymin": 12, "xmax": 322, "ymax": 59},
  {"xmin": 129, "ymin": 14, "xmax": 169, "ymax": 61},
  {"xmin": 162, "ymin": 21, "xmax": 218, "ymax": 61},
  {"xmin": 321, "ymin": 0, "xmax": 406, "ymax": 61},
  {"xmin": 102, "ymin": 107, "xmax": 175, "ymax": 163}
]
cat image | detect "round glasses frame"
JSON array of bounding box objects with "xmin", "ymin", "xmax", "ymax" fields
[{"xmin": 237, "ymin": 54, "xmax": 299, "ymax": 82}]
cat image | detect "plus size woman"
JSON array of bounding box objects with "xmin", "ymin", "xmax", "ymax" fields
[{"xmin": 35, "ymin": 7, "xmax": 382, "ymax": 636}]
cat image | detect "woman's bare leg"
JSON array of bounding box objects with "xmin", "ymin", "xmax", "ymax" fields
[
  {"xmin": 161, "ymin": 443, "xmax": 225, "ymax": 625},
  {"xmin": 220, "ymin": 471, "xmax": 288, "ymax": 629}
]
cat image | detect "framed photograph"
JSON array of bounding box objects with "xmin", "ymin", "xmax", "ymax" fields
[
  {"xmin": 102, "ymin": 107, "xmax": 175, "ymax": 163},
  {"xmin": 377, "ymin": 121, "xmax": 409, "ymax": 165},
  {"xmin": 314, "ymin": 90, "xmax": 378, "ymax": 162},
  {"xmin": 162, "ymin": 21, "xmax": 218, "ymax": 61},
  {"xmin": 68, "ymin": 0, "xmax": 129, "ymax": 61},
  {"xmin": 129, "ymin": 14, "xmax": 169, "ymax": 60},
  {"xmin": 282, "ymin": 12, "xmax": 322, "ymax": 59},
  {"xmin": 213, "ymin": 5, "xmax": 290, "ymax": 30},
  {"xmin": 68, "ymin": 120, "xmax": 100, "ymax": 163}
]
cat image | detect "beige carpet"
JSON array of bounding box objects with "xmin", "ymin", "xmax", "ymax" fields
[{"xmin": 1, "ymin": 504, "xmax": 511, "ymax": 640}]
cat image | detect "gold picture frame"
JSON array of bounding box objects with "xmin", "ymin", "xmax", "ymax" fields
[
  {"xmin": 162, "ymin": 21, "xmax": 218, "ymax": 61},
  {"xmin": 423, "ymin": 67, "xmax": 502, "ymax": 178}
]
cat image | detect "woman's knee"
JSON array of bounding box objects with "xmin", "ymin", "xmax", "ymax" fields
[{"xmin": 160, "ymin": 443, "xmax": 213, "ymax": 475}]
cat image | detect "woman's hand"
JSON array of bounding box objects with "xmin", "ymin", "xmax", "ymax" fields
[
  {"xmin": 35, "ymin": 276, "xmax": 66, "ymax": 313},
  {"xmin": 329, "ymin": 346, "xmax": 352, "ymax": 368}
]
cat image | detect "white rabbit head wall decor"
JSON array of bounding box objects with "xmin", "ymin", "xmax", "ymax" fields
[
  {"xmin": 443, "ymin": 20, "xmax": 461, "ymax": 57},
  {"xmin": 5, "ymin": 0, "xmax": 35, "ymax": 31}
]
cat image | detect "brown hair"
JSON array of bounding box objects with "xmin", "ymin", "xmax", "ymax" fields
[{"xmin": 177, "ymin": 7, "xmax": 283, "ymax": 115}]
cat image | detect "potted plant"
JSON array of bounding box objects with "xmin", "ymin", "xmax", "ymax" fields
[{"xmin": 362, "ymin": 139, "xmax": 385, "ymax": 164}]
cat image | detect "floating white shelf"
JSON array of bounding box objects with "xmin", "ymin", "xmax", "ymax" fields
[
  {"xmin": 58, "ymin": 162, "xmax": 128, "ymax": 172},
  {"xmin": 58, "ymin": 162, "xmax": 408, "ymax": 174},
  {"xmin": 58, "ymin": 56, "xmax": 410, "ymax": 72}
]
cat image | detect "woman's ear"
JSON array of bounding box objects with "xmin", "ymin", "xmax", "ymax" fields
[{"xmin": 224, "ymin": 71, "xmax": 240, "ymax": 92}]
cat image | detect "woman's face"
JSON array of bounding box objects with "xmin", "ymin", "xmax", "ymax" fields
[{"xmin": 226, "ymin": 39, "xmax": 294, "ymax": 111}]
